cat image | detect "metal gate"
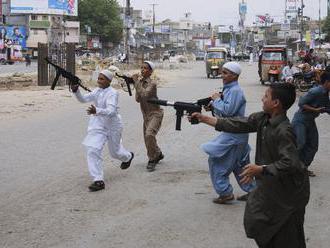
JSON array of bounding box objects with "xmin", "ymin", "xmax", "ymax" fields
[{"xmin": 37, "ymin": 43, "xmax": 75, "ymax": 87}]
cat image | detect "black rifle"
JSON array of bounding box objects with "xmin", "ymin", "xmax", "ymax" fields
[
  {"xmin": 195, "ymin": 92, "xmax": 223, "ymax": 117},
  {"xmin": 45, "ymin": 57, "xmax": 91, "ymax": 92},
  {"xmin": 115, "ymin": 73, "xmax": 135, "ymax": 96},
  {"xmin": 148, "ymin": 98, "xmax": 201, "ymax": 131}
]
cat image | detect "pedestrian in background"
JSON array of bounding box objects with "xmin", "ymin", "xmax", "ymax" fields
[
  {"xmin": 132, "ymin": 61, "xmax": 164, "ymax": 172},
  {"xmin": 291, "ymin": 72, "xmax": 330, "ymax": 177}
]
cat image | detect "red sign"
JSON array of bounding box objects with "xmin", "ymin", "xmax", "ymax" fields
[{"xmin": 0, "ymin": 0, "xmax": 2, "ymax": 19}]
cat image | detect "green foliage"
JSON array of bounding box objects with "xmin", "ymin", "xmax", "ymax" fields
[
  {"xmin": 78, "ymin": 0, "xmax": 123, "ymax": 44},
  {"xmin": 323, "ymin": 15, "xmax": 330, "ymax": 41}
]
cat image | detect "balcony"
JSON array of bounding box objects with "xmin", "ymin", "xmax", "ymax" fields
[{"xmin": 29, "ymin": 20, "xmax": 51, "ymax": 29}]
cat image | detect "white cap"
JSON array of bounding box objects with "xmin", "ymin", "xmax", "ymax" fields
[
  {"xmin": 100, "ymin": 69, "xmax": 113, "ymax": 81},
  {"xmin": 144, "ymin": 61, "xmax": 155, "ymax": 71},
  {"xmin": 222, "ymin": 62, "xmax": 242, "ymax": 76}
]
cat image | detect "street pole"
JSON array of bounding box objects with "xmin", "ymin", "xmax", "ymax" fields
[
  {"xmin": 300, "ymin": 0, "xmax": 304, "ymax": 50},
  {"xmin": 319, "ymin": 0, "xmax": 322, "ymax": 49},
  {"xmin": 150, "ymin": 3, "xmax": 158, "ymax": 49},
  {"xmin": 125, "ymin": 0, "xmax": 130, "ymax": 64}
]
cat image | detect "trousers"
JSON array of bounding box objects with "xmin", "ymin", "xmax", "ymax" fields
[{"xmin": 84, "ymin": 130, "xmax": 131, "ymax": 181}]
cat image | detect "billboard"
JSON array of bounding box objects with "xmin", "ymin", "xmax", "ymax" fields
[
  {"xmin": 1, "ymin": 25, "xmax": 27, "ymax": 48},
  {"xmin": 10, "ymin": 0, "xmax": 78, "ymax": 16},
  {"xmin": 286, "ymin": 0, "xmax": 298, "ymax": 13}
]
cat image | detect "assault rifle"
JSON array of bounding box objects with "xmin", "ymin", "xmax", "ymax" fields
[
  {"xmin": 148, "ymin": 98, "xmax": 201, "ymax": 131},
  {"xmin": 115, "ymin": 73, "xmax": 134, "ymax": 96},
  {"xmin": 45, "ymin": 57, "xmax": 91, "ymax": 92}
]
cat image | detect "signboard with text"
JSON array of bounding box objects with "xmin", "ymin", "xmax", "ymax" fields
[{"xmin": 10, "ymin": 0, "xmax": 78, "ymax": 16}]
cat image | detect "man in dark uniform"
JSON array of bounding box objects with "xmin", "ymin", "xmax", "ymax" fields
[{"xmin": 191, "ymin": 83, "xmax": 310, "ymax": 248}]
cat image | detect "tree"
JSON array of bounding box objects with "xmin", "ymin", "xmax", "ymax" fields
[
  {"xmin": 78, "ymin": 0, "xmax": 123, "ymax": 44},
  {"xmin": 323, "ymin": 15, "xmax": 330, "ymax": 42}
]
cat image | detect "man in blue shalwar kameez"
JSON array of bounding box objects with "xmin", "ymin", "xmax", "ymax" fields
[{"xmin": 201, "ymin": 62, "xmax": 256, "ymax": 204}]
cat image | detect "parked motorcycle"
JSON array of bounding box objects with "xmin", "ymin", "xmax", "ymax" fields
[{"xmin": 293, "ymin": 70, "xmax": 315, "ymax": 92}]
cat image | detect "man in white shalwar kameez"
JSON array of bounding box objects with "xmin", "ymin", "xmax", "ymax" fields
[{"xmin": 72, "ymin": 70, "xmax": 134, "ymax": 191}]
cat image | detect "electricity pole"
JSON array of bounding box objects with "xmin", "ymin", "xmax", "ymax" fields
[
  {"xmin": 299, "ymin": 0, "xmax": 304, "ymax": 50},
  {"xmin": 319, "ymin": 0, "xmax": 321, "ymax": 49},
  {"xmin": 125, "ymin": 0, "xmax": 131, "ymax": 63},
  {"xmin": 150, "ymin": 3, "xmax": 158, "ymax": 49}
]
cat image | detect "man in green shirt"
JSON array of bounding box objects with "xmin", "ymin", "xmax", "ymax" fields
[{"xmin": 190, "ymin": 83, "xmax": 310, "ymax": 248}]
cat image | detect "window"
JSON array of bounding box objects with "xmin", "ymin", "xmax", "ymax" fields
[
  {"xmin": 31, "ymin": 15, "xmax": 37, "ymax": 20},
  {"xmin": 42, "ymin": 16, "xmax": 48, "ymax": 21},
  {"xmin": 33, "ymin": 30, "xmax": 38, "ymax": 35}
]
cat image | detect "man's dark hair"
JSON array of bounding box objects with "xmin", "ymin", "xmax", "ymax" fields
[
  {"xmin": 269, "ymin": 83, "xmax": 296, "ymax": 110},
  {"xmin": 320, "ymin": 72, "xmax": 330, "ymax": 85}
]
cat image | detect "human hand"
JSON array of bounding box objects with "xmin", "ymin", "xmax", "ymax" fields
[
  {"xmin": 211, "ymin": 92, "xmax": 221, "ymax": 100},
  {"xmin": 239, "ymin": 164, "xmax": 263, "ymax": 184},
  {"xmin": 87, "ymin": 105, "xmax": 96, "ymax": 115},
  {"xmin": 71, "ymin": 84, "xmax": 79, "ymax": 93},
  {"xmin": 316, "ymin": 107, "xmax": 326, "ymax": 113},
  {"xmin": 203, "ymin": 102, "xmax": 213, "ymax": 112}
]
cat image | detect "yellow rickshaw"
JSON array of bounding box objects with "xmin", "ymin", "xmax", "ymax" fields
[{"xmin": 205, "ymin": 47, "xmax": 227, "ymax": 78}]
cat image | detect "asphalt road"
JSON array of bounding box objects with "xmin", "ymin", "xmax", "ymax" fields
[
  {"xmin": 0, "ymin": 61, "xmax": 37, "ymax": 75},
  {"xmin": 0, "ymin": 62, "xmax": 329, "ymax": 248}
]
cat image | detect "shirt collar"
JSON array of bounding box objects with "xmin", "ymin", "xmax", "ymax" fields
[
  {"xmin": 223, "ymin": 80, "xmax": 238, "ymax": 89},
  {"xmin": 268, "ymin": 113, "xmax": 288, "ymax": 127}
]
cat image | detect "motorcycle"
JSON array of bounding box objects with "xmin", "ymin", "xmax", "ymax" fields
[{"xmin": 293, "ymin": 70, "xmax": 316, "ymax": 92}]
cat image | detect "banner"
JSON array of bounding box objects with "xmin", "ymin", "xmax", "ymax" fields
[
  {"xmin": 0, "ymin": 25, "xmax": 27, "ymax": 48},
  {"xmin": 10, "ymin": 0, "xmax": 78, "ymax": 16}
]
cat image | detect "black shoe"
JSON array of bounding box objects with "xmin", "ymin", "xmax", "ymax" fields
[
  {"xmin": 146, "ymin": 161, "xmax": 157, "ymax": 172},
  {"xmin": 212, "ymin": 194, "xmax": 235, "ymax": 204},
  {"xmin": 120, "ymin": 152, "xmax": 134, "ymax": 170},
  {"xmin": 237, "ymin": 193, "xmax": 249, "ymax": 201},
  {"xmin": 88, "ymin": 180, "xmax": 105, "ymax": 192},
  {"xmin": 155, "ymin": 152, "xmax": 164, "ymax": 163}
]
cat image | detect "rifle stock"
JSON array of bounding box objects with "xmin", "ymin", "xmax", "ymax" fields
[{"xmin": 115, "ymin": 73, "xmax": 135, "ymax": 96}]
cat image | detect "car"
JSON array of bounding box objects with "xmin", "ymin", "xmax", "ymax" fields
[
  {"xmin": 232, "ymin": 52, "xmax": 250, "ymax": 61},
  {"xmin": 195, "ymin": 51, "xmax": 205, "ymax": 61}
]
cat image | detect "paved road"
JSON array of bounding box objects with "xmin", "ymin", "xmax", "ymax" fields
[
  {"xmin": 0, "ymin": 62, "xmax": 329, "ymax": 248},
  {"xmin": 0, "ymin": 61, "xmax": 37, "ymax": 75}
]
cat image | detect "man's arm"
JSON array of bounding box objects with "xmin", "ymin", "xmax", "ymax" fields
[
  {"xmin": 191, "ymin": 111, "xmax": 261, "ymax": 133},
  {"xmin": 73, "ymin": 88, "xmax": 96, "ymax": 103},
  {"xmin": 212, "ymin": 89, "xmax": 244, "ymax": 117}
]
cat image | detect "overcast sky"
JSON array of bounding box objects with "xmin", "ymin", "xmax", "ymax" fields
[{"xmin": 120, "ymin": 0, "xmax": 327, "ymax": 26}]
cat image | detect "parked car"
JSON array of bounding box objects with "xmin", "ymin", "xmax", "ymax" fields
[
  {"xmin": 195, "ymin": 51, "xmax": 205, "ymax": 61},
  {"xmin": 233, "ymin": 52, "xmax": 250, "ymax": 61}
]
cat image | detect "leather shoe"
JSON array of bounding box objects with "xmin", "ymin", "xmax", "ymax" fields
[
  {"xmin": 120, "ymin": 152, "xmax": 134, "ymax": 170},
  {"xmin": 237, "ymin": 193, "xmax": 249, "ymax": 201},
  {"xmin": 213, "ymin": 194, "xmax": 234, "ymax": 204},
  {"xmin": 88, "ymin": 180, "xmax": 105, "ymax": 192}
]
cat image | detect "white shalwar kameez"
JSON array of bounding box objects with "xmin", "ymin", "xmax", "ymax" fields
[{"xmin": 74, "ymin": 87, "xmax": 132, "ymax": 182}]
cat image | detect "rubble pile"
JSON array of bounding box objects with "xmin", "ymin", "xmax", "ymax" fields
[{"xmin": 0, "ymin": 73, "xmax": 37, "ymax": 89}]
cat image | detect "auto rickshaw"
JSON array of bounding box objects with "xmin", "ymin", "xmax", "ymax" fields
[
  {"xmin": 205, "ymin": 47, "xmax": 227, "ymax": 78},
  {"xmin": 259, "ymin": 45, "xmax": 287, "ymax": 84}
]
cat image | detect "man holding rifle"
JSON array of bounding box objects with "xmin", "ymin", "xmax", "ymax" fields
[
  {"xmin": 202, "ymin": 62, "xmax": 255, "ymax": 204},
  {"xmin": 132, "ymin": 61, "xmax": 164, "ymax": 172}
]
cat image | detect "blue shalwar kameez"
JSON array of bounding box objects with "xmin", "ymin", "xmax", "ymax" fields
[{"xmin": 201, "ymin": 81, "xmax": 256, "ymax": 197}]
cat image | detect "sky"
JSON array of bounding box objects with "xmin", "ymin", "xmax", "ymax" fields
[{"xmin": 120, "ymin": 0, "xmax": 328, "ymax": 26}]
